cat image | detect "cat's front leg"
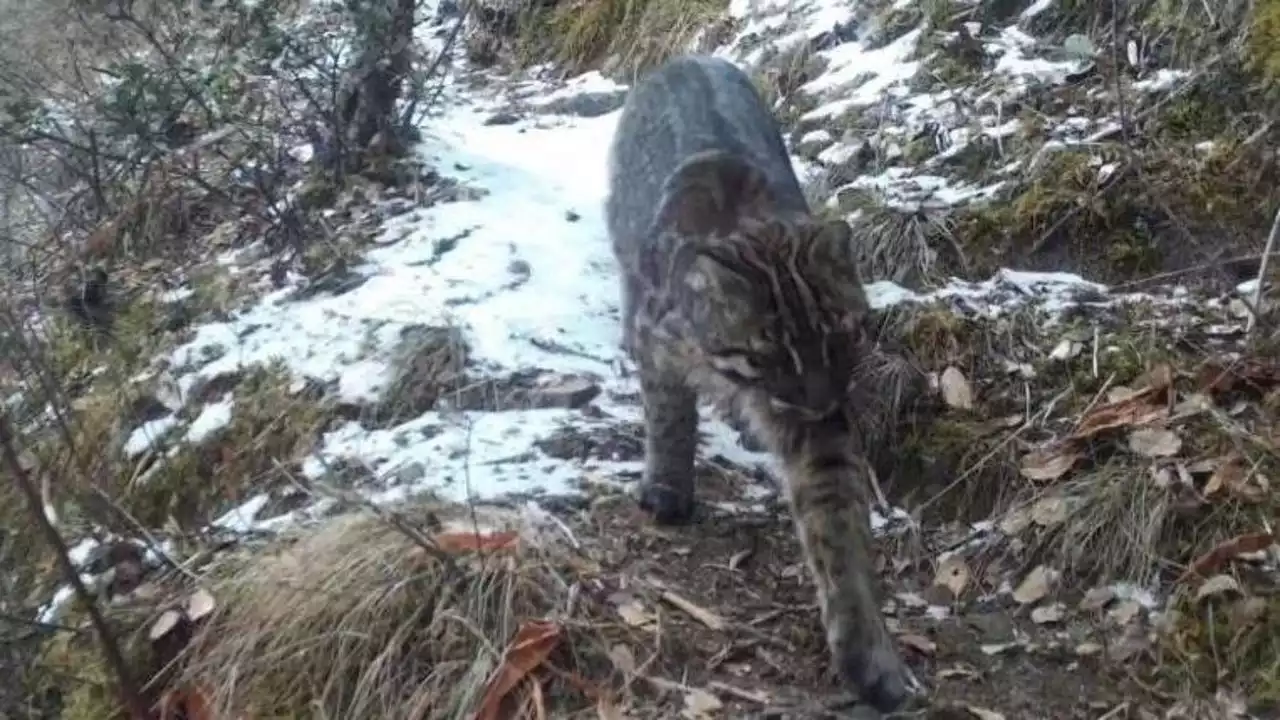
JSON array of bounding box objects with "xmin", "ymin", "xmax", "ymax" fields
[{"xmin": 636, "ymin": 367, "xmax": 699, "ymax": 524}]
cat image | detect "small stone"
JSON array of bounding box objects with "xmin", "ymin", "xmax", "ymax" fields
[
  {"xmin": 394, "ymin": 462, "xmax": 426, "ymax": 484},
  {"xmin": 528, "ymin": 375, "xmax": 601, "ymax": 410},
  {"xmin": 483, "ymin": 111, "xmax": 521, "ymax": 126}
]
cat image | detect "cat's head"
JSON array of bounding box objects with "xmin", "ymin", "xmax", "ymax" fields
[{"xmin": 648, "ymin": 150, "xmax": 874, "ymax": 419}]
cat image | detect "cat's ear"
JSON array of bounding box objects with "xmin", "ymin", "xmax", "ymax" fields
[
  {"xmin": 805, "ymin": 218, "xmax": 857, "ymax": 270},
  {"xmin": 652, "ymin": 150, "xmax": 777, "ymax": 238},
  {"xmin": 806, "ymin": 218, "xmax": 869, "ymax": 327}
]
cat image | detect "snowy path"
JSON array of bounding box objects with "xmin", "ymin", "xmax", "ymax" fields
[{"xmin": 135, "ymin": 0, "xmax": 1236, "ymax": 535}]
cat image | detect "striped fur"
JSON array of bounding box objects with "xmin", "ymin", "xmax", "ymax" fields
[{"xmin": 604, "ymin": 55, "xmax": 917, "ymax": 714}]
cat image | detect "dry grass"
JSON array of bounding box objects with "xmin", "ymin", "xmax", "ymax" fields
[
  {"xmin": 876, "ymin": 290, "xmax": 1280, "ymax": 706},
  {"xmin": 170, "ymin": 503, "xmax": 635, "ymax": 719},
  {"xmin": 514, "ymin": 0, "xmax": 729, "ymax": 79},
  {"xmin": 849, "ymin": 200, "xmax": 964, "ymax": 288}
]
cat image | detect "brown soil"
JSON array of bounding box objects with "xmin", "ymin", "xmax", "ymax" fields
[{"xmin": 560, "ymin": 460, "xmax": 1148, "ymax": 719}]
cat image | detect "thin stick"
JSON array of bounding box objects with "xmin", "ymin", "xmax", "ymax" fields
[{"xmin": 1246, "ymin": 205, "xmax": 1280, "ymax": 340}]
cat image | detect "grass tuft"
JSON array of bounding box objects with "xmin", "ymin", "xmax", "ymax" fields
[{"xmin": 171, "ymin": 504, "xmax": 640, "ymax": 719}]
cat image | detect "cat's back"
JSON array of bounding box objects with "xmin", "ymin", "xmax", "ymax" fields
[{"xmin": 605, "ymin": 55, "xmax": 808, "ymax": 245}]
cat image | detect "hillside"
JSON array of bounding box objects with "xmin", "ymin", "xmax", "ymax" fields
[{"xmin": 1, "ymin": 0, "xmax": 1278, "ymax": 718}]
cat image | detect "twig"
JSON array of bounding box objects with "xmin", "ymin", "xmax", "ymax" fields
[
  {"xmin": 1245, "ymin": 205, "xmax": 1280, "ymax": 340},
  {"xmin": 708, "ymin": 681, "xmax": 771, "ymax": 705},
  {"xmin": 1109, "ymin": 249, "xmax": 1280, "ymax": 290},
  {"xmin": 0, "ymin": 413, "xmax": 149, "ymax": 720}
]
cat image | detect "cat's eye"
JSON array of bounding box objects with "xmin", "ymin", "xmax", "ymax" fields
[{"xmin": 708, "ymin": 353, "xmax": 761, "ymax": 382}]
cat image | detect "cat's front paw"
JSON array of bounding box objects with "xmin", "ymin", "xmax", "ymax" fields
[
  {"xmin": 637, "ymin": 481, "xmax": 695, "ymax": 525},
  {"xmin": 834, "ymin": 632, "xmax": 919, "ymax": 714}
]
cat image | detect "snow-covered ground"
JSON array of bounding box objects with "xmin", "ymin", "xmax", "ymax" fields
[
  {"xmin": 34, "ymin": 0, "xmax": 1263, "ymax": 621},
  {"xmin": 116, "ymin": 0, "xmax": 1265, "ymax": 533}
]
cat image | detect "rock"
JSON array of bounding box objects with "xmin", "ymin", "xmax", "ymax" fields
[
  {"xmin": 483, "ymin": 111, "xmax": 521, "ymax": 126},
  {"xmin": 124, "ymin": 393, "xmax": 172, "ymax": 426},
  {"xmin": 188, "ymin": 369, "xmax": 244, "ymax": 405},
  {"xmin": 795, "ymin": 129, "xmax": 835, "ymax": 161},
  {"xmin": 393, "ymin": 461, "xmax": 426, "ymax": 484},
  {"xmin": 372, "ymin": 325, "xmax": 468, "ymax": 424},
  {"xmin": 538, "ymin": 89, "xmax": 628, "ymax": 118},
  {"xmin": 528, "ymin": 374, "xmax": 601, "ymax": 409}
]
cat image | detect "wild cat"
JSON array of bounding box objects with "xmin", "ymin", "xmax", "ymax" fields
[{"xmin": 603, "ymin": 54, "xmax": 916, "ymax": 713}]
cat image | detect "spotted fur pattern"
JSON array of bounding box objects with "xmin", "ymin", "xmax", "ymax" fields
[{"xmin": 604, "ymin": 54, "xmax": 917, "ymax": 713}]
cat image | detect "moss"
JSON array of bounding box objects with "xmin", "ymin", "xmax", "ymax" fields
[
  {"xmin": 122, "ymin": 362, "xmax": 334, "ymax": 532},
  {"xmin": 1249, "ymin": 0, "xmax": 1280, "ymax": 85},
  {"xmin": 951, "ymin": 136, "xmax": 1280, "ymax": 283},
  {"xmin": 865, "ymin": 4, "xmax": 923, "ymax": 50}
]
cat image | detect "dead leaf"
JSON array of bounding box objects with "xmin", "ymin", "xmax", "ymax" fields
[
  {"xmin": 608, "ymin": 644, "xmax": 636, "ymax": 675},
  {"xmin": 186, "ymin": 588, "xmax": 216, "ymax": 623},
  {"xmin": 435, "ymin": 530, "xmax": 519, "ymax": 554},
  {"xmin": 597, "ymin": 696, "xmax": 627, "ymax": 720},
  {"xmin": 1135, "ymin": 363, "xmax": 1176, "ymax": 392},
  {"xmin": 998, "ymin": 507, "xmax": 1033, "ymax": 535},
  {"xmin": 1202, "ymin": 454, "xmax": 1265, "ymax": 503},
  {"xmin": 1128, "ymin": 427, "xmax": 1182, "ymax": 458},
  {"xmin": 898, "ymin": 633, "xmax": 937, "ymax": 656},
  {"xmin": 1030, "ymin": 603, "xmax": 1065, "ymax": 624},
  {"xmin": 615, "ymin": 599, "xmax": 653, "ymax": 628},
  {"xmin": 1079, "ymin": 586, "xmax": 1116, "ymax": 612},
  {"xmin": 150, "ymin": 610, "xmax": 183, "ymax": 641},
  {"xmin": 681, "ymin": 688, "xmax": 723, "ymax": 719},
  {"xmin": 1019, "ymin": 445, "xmax": 1080, "ymax": 482},
  {"xmin": 157, "ymin": 684, "xmax": 215, "ymax": 720},
  {"xmin": 1179, "ymin": 532, "xmax": 1276, "ymax": 583},
  {"xmin": 940, "ymin": 366, "xmax": 974, "ymax": 410},
  {"xmin": 966, "ymin": 704, "xmax": 1007, "ymax": 720},
  {"xmin": 1012, "ymin": 565, "xmax": 1057, "ymax": 605},
  {"xmin": 1107, "ymin": 599, "xmax": 1143, "ymax": 626},
  {"xmin": 1048, "ymin": 338, "xmax": 1082, "ymax": 361},
  {"xmin": 933, "ymin": 555, "xmax": 971, "ymax": 597},
  {"xmin": 727, "ymin": 548, "xmax": 753, "ymax": 571},
  {"xmin": 1070, "ymin": 390, "xmax": 1169, "ymax": 440},
  {"xmin": 475, "ymin": 620, "xmax": 562, "ymax": 720},
  {"xmin": 1075, "ymin": 641, "xmax": 1103, "ymax": 656},
  {"xmin": 1197, "ymin": 358, "xmax": 1280, "ymax": 395},
  {"xmin": 1194, "ymin": 574, "xmax": 1242, "ymax": 602},
  {"xmin": 1030, "ymin": 496, "xmax": 1068, "ymax": 527}
]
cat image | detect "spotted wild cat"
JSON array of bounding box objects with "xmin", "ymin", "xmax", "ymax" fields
[{"xmin": 603, "ymin": 54, "xmax": 918, "ymax": 713}]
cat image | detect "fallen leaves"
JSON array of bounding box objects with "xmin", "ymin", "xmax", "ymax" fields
[
  {"xmin": 1178, "ymin": 532, "xmax": 1276, "ymax": 584},
  {"xmin": 1127, "ymin": 427, "xmax": 1182, "ymax": 458},
  {"xmin": 1196, "ymin": 358, "xmax": 1280, "ymax": 395},
  {"xmin": 940, "ymin": 366, "xmax": 975, "ymax": 410},
  {"xmin": 1012, "ymin": 565, "xmax": 1058, "ymax": 605},
  {"xmin": 436, "ymin": 530, "xmax": 520, "ymax": 554},
  {"xmin": 1202, "ymin": 454, "xmax": 1268, "ymax": 503},
  {"xmin": 1018, "ymin": 446, "xmax": 1080, "ymax": 482},
  {"xmin": 681, "ymin": 688, "xmax": 723, "ymax": 719},
  {"xmin": 933, "ymin": 555, "xmax": 971, "ymax": 597},
  {"xmin": 1194, "ymin": 574, "xmax": 1242, "ymax": 602},
  {"xmin": 1070, "ymin": 368, "xmax": 1173, "ymax": 441},
  {"xmin": 898, "ymin": 633, "xmax": 938, "ymax": 656},
  {"xmin": 476, "ymin": 620, "xmax": 563, "ymax": 720}
]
